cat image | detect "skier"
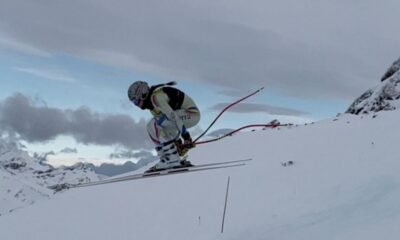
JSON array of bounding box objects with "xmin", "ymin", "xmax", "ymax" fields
[{"xmin": 128, "ymin": 81, "xmax": 200, "ymax": 172}]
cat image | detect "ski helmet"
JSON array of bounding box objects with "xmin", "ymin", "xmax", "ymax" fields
[{"xmin": 128, "ymin": 81, "xmax": 150, "ymax": 106}]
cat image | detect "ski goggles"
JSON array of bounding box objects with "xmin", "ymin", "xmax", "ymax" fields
[
  {"xmin": 131, "ymin": 98, "xmax": 142, "ymax": 106},
  {"xmin": 130, "ymin": 92, "xmax": 148, "ymax": 107}
]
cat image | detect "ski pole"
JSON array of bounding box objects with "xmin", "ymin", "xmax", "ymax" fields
[
  {"xmin": 196, "ymin": 122, "xmax": 288, "ymax": 145},
  {"xmin": 194, "ymin": 87, "xmax": 265, "ymax": 143}
]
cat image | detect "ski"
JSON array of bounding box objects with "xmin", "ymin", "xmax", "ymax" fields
[
  {"xmin": 64, "ymin": 158, "xmax": 252, "ymax": 190},
  {"xmin": 180, "ymin": 157, "xmax": 252, "ymax": 169}
]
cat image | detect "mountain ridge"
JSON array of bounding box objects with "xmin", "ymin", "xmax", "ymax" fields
[
  {"xmin": 347, "ymin": 57, "xmax": 400, "ymax": 114},
  {"xmin": 0, "ymin": 138, "xmax": 99, "ymax": 216}
]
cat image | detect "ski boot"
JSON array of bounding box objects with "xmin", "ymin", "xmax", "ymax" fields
[
  {"xmin": 180, "ymin": 155, "xmax": 194, "ymax": 167},
  {"xmin": 145, "ymin": 141, "xmax": 190, "ymax": 173}
]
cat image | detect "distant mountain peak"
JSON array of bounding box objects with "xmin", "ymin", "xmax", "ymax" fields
[
  {"xmin": 0, "ymin": 138, "xmax": 99, "ymax": 216},
  {"xmin": 346, "ymin": 57, "xmax": 400, "ymax": 114},
  {"xmin": 381, "ymin": 57, "xmax": 400, "ymax": 82}
]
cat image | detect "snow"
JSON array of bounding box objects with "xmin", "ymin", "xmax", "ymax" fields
[
  {"xmin": 0, "ymin": 140, "xmax": 99, "ymax": 216},
  {"xmin": 1, "ymin": 110, "xmax": 400, "ymax": 239}
]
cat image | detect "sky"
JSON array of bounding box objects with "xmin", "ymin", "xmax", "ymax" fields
[{"xmin": 0, "ymin": 0, "xmax": 399, "ymax": 166}]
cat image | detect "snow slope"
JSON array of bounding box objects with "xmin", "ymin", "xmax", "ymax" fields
[{"xmin": 1, "ymin": 110, "xmax": 400, "ymax": 240}]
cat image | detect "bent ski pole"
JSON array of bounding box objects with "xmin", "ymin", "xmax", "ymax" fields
[
  {"xmin": 194, "ymin": 87, "xmax": 265, "ymax": 143},
  {"xmin": 196, "ymin": 122, "xmax": 287, "ymax": 145}
]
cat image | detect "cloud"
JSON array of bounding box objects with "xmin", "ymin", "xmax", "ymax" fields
[
  {"xmin": 210, "ymin": 102, "xmax": 307, "ymax": 116},
  {"xmin": 1, "ymin": 0, "xmax": 399, "ymax": 100},
  {"xmin": 0, "ymin": 33, "xmax": 50, "ymax": 57},
  {"xmin": 14, "ymin": 67, "xmax": 77, "ymax": 83},
  {"xmin": 59, "ymin": 147, "xmax": 78, "ymax": 154},
  {"xmin": 32, "ymin": 151, "xmax": 56, "ymax": 162},
  {"xmin": 0, "ymin": 93, "xmax": 152, "ymax": 149},
  {"xmin": 109, "ymin": 149, "xmax": 154, "ymax": 160}
]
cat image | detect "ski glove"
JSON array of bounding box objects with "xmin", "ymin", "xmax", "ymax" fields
[{"xmin": 181, "ymin": 131, "xmax": 195, "ymax": 149}]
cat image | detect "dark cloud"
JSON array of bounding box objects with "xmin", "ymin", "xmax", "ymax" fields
[
  {"xmin": 1, "ymin": 0, "xmax": 399, "ymax": 100},
  {"xmin": 0, "ymin": 93, "xmax": 68, "ymax": 142},
  {"xmin": 0, "ymin": 93, "xmax": 151, "ymax": 149},
  {"xmin": 109, "ymin": 149, "xmax": 153, "ymax": 159},
  {"xmin": 33, "ymin": 151, "xmax": 55, "ymax": 162},
  {"xmin": 217, "ymin": 90, "xmax": 247, "ymax": 98},
  {"xmin": 210, "ymin": 102, "xmax": 307, "ymax": 116},
  {"xmin": 59, "ymin": 147, "xmax": 78, "ymax": 154}
]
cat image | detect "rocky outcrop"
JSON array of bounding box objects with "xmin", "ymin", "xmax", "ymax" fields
[{"xmin": 346, "ymin": 57, "xmax": 400, "ymax": 114}]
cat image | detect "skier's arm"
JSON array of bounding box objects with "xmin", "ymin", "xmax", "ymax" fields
[{"xmin": 151, "ymin": 91, "xmax": 187, "ymax": 136}]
